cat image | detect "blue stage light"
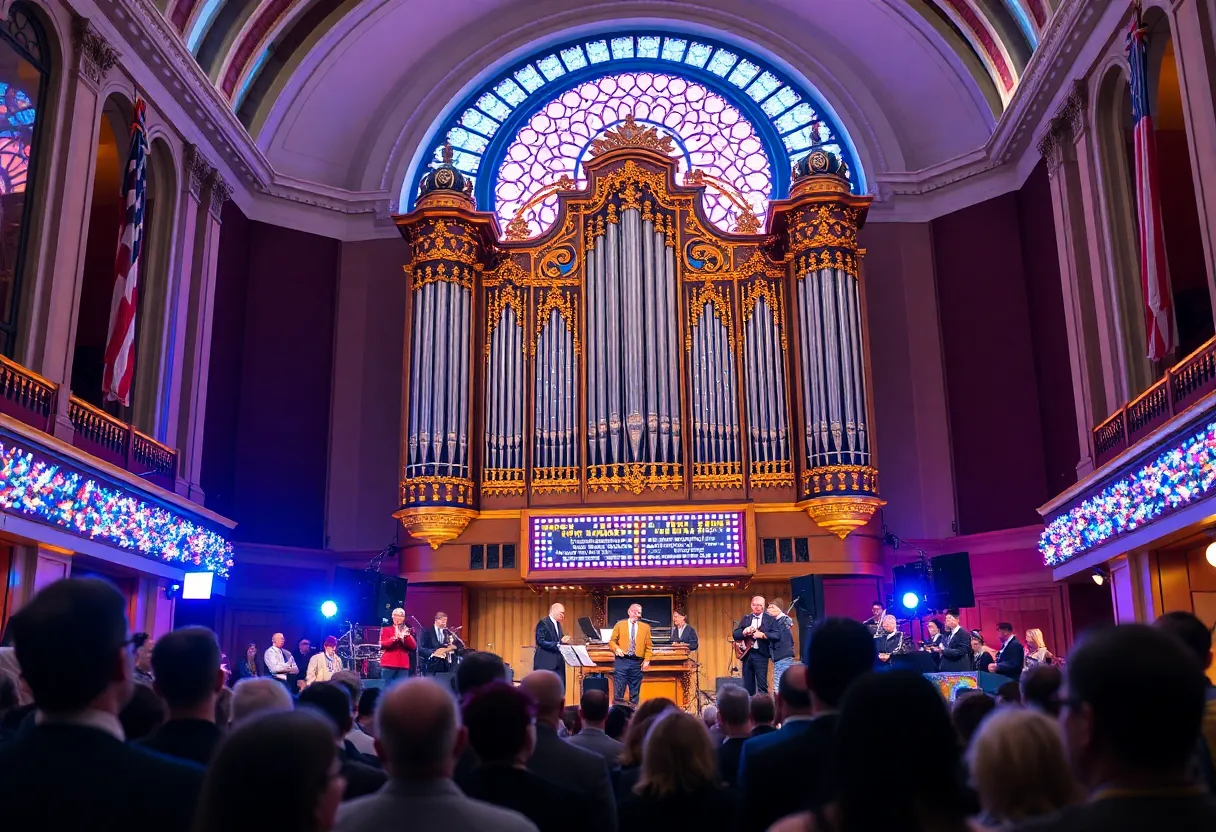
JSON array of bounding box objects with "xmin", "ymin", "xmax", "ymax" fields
[
  {"xmin": 320, "ymin": 600, "xmax": 338, "ymax": 618},
  {"xmin": 901, "ymin": 592, "xmax": 919, "ymax": 610}
]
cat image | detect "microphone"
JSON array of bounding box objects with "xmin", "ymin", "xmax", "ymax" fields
[{"xmin": 641, "ymin": 617, "xmax": 661, "ymax": 624}]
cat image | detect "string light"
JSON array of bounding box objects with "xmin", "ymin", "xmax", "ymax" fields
[
  {"xmin": 0, "ymin": 441, "xmax": 234, "ymax": 578},
  {"xmin": 1041, "ymin": 421, "xmax": 1216, "ymax": 567}
]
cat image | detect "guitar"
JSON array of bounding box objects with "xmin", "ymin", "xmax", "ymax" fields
[{"xmin": 733, "ymin": 635, "xmax": 754, "ymax": 660}]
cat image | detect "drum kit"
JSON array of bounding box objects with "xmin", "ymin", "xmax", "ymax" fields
[{"xmin": 335, "ymin": 623, "xmax": 385, "ymax": 679}]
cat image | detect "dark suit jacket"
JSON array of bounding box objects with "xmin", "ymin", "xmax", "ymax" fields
[
  {"xmin": 527, "ymin": 722, "xmax": 616, "ymax": 832},
  {"xmin": 732, "ymin": 613, "xmax": 783, "ymax": 659},
  {"xmin": 750, "ymin": 724, "xmax": 777, "ymax": 737},
  {"xmin": 459, "ymin": 763, "xmax": 583, "ymax": 832},
  {"xmin": 338, "ymin": 745, "xmax": 388, "ymax": 800},
  {"xmin": 417, "ymin": 626, "xmax": 448, "ymax": 669},
  {"xmin": 619, "ymin": 786, "xmax": 738, "ymax": 832},
  {"xmin": 0, "ymin": 723, "xmax": 204, "ymax": 832},
  {"xmin": 671, "ymin": 624, "xmax": 699, "ymax": 652},
  {"xmin": 136, "ymin": 718, "xmax": 224, "ymax": 766},
  {"xmin": 939, "ymin": 627, "xmax": 973, "ymax": 672},
  {"xmin": 993, "ymin": 636, "xmax": 1025, "ymax": 680},
  {"xmin": 717, "ymin": 736, "xmax": 748, "ymax": 787},
  {"xmin": 534, "ymin": 617, "xmax": 565, "ymax": 672},
  {"xmin": 736, "ymin": 716, "xmax": 834, "ymax": 832}
]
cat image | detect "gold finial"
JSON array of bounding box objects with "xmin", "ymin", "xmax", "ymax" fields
[
  {"xmin": 441, "ymin": 138, "xmax": 454, "ymax": 165},
  {"xmin": 587, "ymin": 111, "xmax": 676, "ymax": 157}
]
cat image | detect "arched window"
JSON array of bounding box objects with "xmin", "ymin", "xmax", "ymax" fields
[
  {"xmin": 0, "ymin": 4, "xmax": 49, "ymax": 355},
  {"xmin": 406, "ymin": 31, "xmax": 862, "ymax": 237}
]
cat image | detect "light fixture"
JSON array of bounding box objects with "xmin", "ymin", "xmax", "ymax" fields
[
  {"xmin": 320, "ymin": 600, "xmax": 338, "ymax": 618},
  {"xmin": 1091, "ymin": 567, "xmax": 1106, "ymax": 586},
  {"xmin": 1206, "ymin": 540, "xmax": 1216, "ymax": 568},
  {"xmin": 901, "ymin": 591, "xmax": 919, "ymax": 610}
]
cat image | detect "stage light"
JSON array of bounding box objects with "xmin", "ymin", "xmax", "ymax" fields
[
  {"xmin": 1091, "ymin": 568, "xmax": 1105, "ymax": 586},
  {"xmin": 320, "ymin": 600, "xmax": 338, "ymax": 618},
  {"xmin": 901, "ymin": 591, "xmax": 919, "ymax": 610},
  {"xmin": 182, "ymin": 571, "xmax": 214, "ymax": 600},
  {"xmin": 1206, "ymin": 541, "xmax": 1216, "ymax": 568}
]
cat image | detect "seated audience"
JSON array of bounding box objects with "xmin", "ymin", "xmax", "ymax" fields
[
  {"xmin": 132, "ymin": 632, "xmax": 155, "ymax": 685},
  {"xmin": 702, "ymin": 704, "xmax": 722, "ymax": 744},
  {"xmin": 715, "ymin": 684, "xmax": 753, "ymax": 788},
  {"xmin": 459, "ymin": 681, "xmax": 583, "ymax": 832},
  {"xmin": 996, "ymin": 681, "xmax": 1022, "ymax": 706},
  {"xmin": 605, "ymin": 703, "xmax": 632, "ymax": 741},
  {"xmin": 298, "ymin": 682, "xmax": 387, "ymax": 799},
  {"xmin": 355, "ymin": 686, "xmax": 380, "ymax": 740},
  {"xmin": 336, "ymin": 679, "xmax": 538, "ymax": 832},
  {"xmin": 614, "ymin": 697, "xmax": 680, "ymax": 799},
  {"xmin": 331, "ymin": 670, "xmax": 377, "ymax": 758},
  {"xmin": 193, "ymin": 709, "xmax": 345, "ymax": 832},
  {"xmin": 562, "ymin": 704, "xmax": 583, "ymax": 737},
  {"xmin": 568, "ymin": 688, "xmax": 625, "ymax": 766},
  {"xmin": 951, "ymin": 690, "xmax": 996, "ymax": 749},
  {"xmin": 1023, "ymin": 628, "xmax": 1054, "ymax": 671},
  {"xmin": 519, "ymin": 670, "xmax": 616, "ymax": 832},
  {"xmin": 771, "ymin": 671, "xmax": 978, "ymax": 832},
  {"xmin": 1020, "ymin": 664, "xmax": 1063, "ymax": 717},
  {"xmin": 1155, "ymin": 611, "xmax": 1216, "ymax": 779},
  {"xmin": 231, "ymin": 676, "xmax": 294, "ymax": 723},
  {"xmin": 1020, "ymin": 625, "xmax": 1216, "ymax": 830},
  {"xmin": 0, "ymin": 578, "xmax": 204, "ymax": 832},
  {"xmin": 737, "ymin": 619, "xmax": 874, "ymax": 832},
  {"xmin": 0, "ymin": 646, "xmax": 32, "ymax": 736},
  {"xmin": 119, "ymin": 681, "xmax": 166, "ymax": 741},
  {"xmin": 234, "ymin": 642, "xmax": 260, "ymax": 682},
  {"xmin": 215, "ymin": 686, "xmax": 233, "ymax": 728},
  {"xmin": 138, "ymin": 626, "xmax": 226, "ymax": 765},
  {"xmin": 749, "ymin": 693, "xmax": 776, "ymax": 736},
  {"xmin": 618, "ymin": 711, "xmax": 737, "ymax": 831},
  {"xmin": 452, "ymin": 650, "xmax": 509, "ymax": 779},
  {"xmin": 967, "ymin": 707, "xmax": 1080, "ymax": 827}
]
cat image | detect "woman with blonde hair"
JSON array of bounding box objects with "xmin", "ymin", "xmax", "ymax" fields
[
  {"xmin": 967, "ymin": 707, "xmax": 1081, "ymax": 828},
  {"xmin": 1023, "ymin": 629, "xmax": 1054, "ymax": 671},
  {"xmin": 613, "ymin": 697, "xmax": 678, "ymax": 800},
  {"xmin": 618, "ymin": 711, "xmax": 736, "ymax": 830}
]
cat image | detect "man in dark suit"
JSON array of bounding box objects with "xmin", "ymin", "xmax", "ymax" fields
[
  {"xmin": 458, "ymin": 681, "xmax": 583, "ymax": 832},
  {"xmin": 671, "ymin": 609, "xmax": 699, "ymax": 652},
  {"xmin": 732, "ymin": 595, "xmax": 783, "ymax": 694},
  {"xmin": 520, "ymin": 670, "xmax": 616, "ymax": 832},
  {"xmin": 567, "ymin": 689, "xmax": 624, "ymax": 765},
  {"xmin": 749, "ymin": 694, "xmax": 776, "ymax": 736},
  {"xmin": 137, "ymin": 626, "xmax": 225, "ymax": 765},
  {"xmin": 715, "ymin": 684, "xmax": 752, "ymax": 788},
  {"xmin": 533, "ymin": 603, "xmax": 569, "ymax": 673},
  {"xmin": 298, "ymin": 682, "xmax": 387, "ymax": 799},
  {"xmin": 937, "ymin": 610, "xmax": 972, "ymax": 672},
  {"xmin": 418, "ymin": 611, "xmax": 455, "ymax": 675},
  {"xmin": 0, "ymin": 579, "xmax": 204, "ymax": 832},
  {"xmin": 736, "ymin": 619, "xmax": 875, "ymax": 832},
  {"xmin": 987, "ymin": 622, "xmax": 1025, "ymax": 681}
]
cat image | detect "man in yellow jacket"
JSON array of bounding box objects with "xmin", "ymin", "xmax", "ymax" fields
[{"xmin": 608, "ymin": 603, "xmax": 653, "ymax": 705}]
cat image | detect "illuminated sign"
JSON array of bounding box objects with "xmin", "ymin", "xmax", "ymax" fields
[{"xmin": 529, "ymin": 511, "xmax": 745, "ymax": 571}]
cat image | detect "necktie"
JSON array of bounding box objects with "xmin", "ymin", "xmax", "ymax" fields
[{"xmin": 629, "ymin": 622, "xmax": 636, "ymax": 654}]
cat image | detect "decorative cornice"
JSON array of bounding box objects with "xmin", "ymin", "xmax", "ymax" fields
[{"xmin": 71, "ymin": 16, "xmax": 120, "ymax": 89}]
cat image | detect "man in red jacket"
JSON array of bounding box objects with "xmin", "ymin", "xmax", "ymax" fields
[{"xmin": 379, "ymin": 607, "xmax": 417, "ymax": 686}]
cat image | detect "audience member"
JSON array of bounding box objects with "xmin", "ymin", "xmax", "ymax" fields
[
  {"xmin": 192, "ymin": 709, "xmax": 344, "ymax": 832},
  {"xmin": 331, "ymin": 670, "xmax": 377, "ymax": 757},
  {"xmin": 453, "ymin": 650, "xmax": 508, "ymax": 779},
  {"xmin": 355, "ymin": 686, "xmax": 380, "ymax": 740},
  {"xmin": 231, "ymin": 676, "xmax": 294, "ymax": 723},
  {"xmin": 605, "ymin": 703, "xmax": 633, "ymax": 741},
  {"xmin": 702, "ymin": 703, "xmax": 722, "ymax": 744},
  {"xmin": 1155, "ymin": 611, "xmax": 1216, "ymax": 778},
  {"xmin": 996, "ymin": 681, "xmax": 1022, "ymax": 706},
  {"xmin": 0, "ymin": 671, "xmax": 18, "ymax": 739},
  {"xmin": 234, "ymin": 642, "xmax": 260, "ymax": 682},
  {"xmin": 132, "ymin": 632, "xmax": 155, "ymax": 684},
  {"xmin": 568, "ymin": 688, "xmax": 625, "ymax": 765},
  {"xmin": 215, "ymin": 686, "xmax": 233, "ymax": 727},
  {"xmin": 749, "ymin": 694, "xmax": 776, "ymax": 736},
  {"xmin": 618, "ymin": 711, "xmax": 737, "ymax": 831},
  {"xmin": 519, "ymin": 670, "xmax": 616, "ymax": 832},
  {"xmin": 0, "ymin": 578, "xmax": 204, "ymax": 832},
  {"xmin": 458, "ymin": 681, "xmax": 583, "ymax": 832},
  {"xmin": 614, "ymin": 698, "xmax": 679, "ymax": 799},
  {"xmin": 336, "ymin": 679, "xmax": 538, "ymax": 832},
  {"xmin": 298, "ymin": 682, "xmax": 386, "ymax": 799},
  {"xmin": 293, "ymin": 638, "xmax": 314, "ymax": 692},
  {"xmin": 562, "ymin": 704, "xmax": 583, "ymax": 737},
  {"xmin": 772, "ymin": 671, "xmax": 976, "ymax": 832},
  {"xmin": 715, "ymin": 684, "xmax": 752, "ymax": 787},
  {"xmin": 967, "ymin": 707, "xmax": 1080, "ymax": 828},
  {"xmin": 737, "ymin": 619, "xmax": 874, "ymax": 832},
  {"xmin": 0, "ymin": 646, "xmax": 30, "ymax": 735},
  {"xmin": 119, "ymin": 680, "xmax": 167, "ymax": 741},
  {"xmin": 1020, "ymin": 664, "xmax": 1063, "ymax": 717},
  {"xmin": 952, "ymin": 691, "xmax": 996, "ymax": 748},
  {"xmin": 1021, "ymin": 625, "xmax": 1216, "ymax": 830},
  {"xmin": 138, "ymin": 626, "xmax": 226, "ymax": 765}
]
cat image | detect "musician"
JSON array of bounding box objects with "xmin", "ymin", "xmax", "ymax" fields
[
  {"xmin": 671, "ymin": 610, "xmax": 699, "ymax": 652},
  {"xmin": 938, "ymin": 610, "xmax": 972, "ymax": 672},
  {"xmin": 863, "ymin": 602, "xmax": 884, "ymax": 637},
  {"xmin": 534, "ymin": 603, "xmax": 570, "ymax": 673},
  {"xmin": 608, "ymin": 604, "xmax": 653, "ymax": 704},
  {"xmin": 732, "ymin": 595, "xmax": 782, "ymax": 695},
  {"xmin": 987, "ymin": 622, "xmax": 1025, "ymax": 681},
  {"xmin": 970, "ymin": 631, "xmax": 996, "ymax": 672},
  {"xmin": 418, "ymin": 611, "xmax": 460, "ymax": 674},
  {"xmin": 379, "ymin": 607, "xmax": 417, "ymax": 685},
  {"xmin": 765, "ymin": 601, "xmax": 796, "ymax": 693},
  {"xmin": 922, "ymin": 618, "xmax": 945, "ymax": 669},
  {"xmin": 875, "ymin": 615, "xmax": 908, "ymax": 665}
]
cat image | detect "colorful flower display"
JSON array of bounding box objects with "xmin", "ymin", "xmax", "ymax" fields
[
  {"xmin": 1040, "ymin": 420, "xmax": 1216, "ymax": 567},
  {"xmin": 0, "ymin": 440, "xmax": 234, "ymax": 578}
]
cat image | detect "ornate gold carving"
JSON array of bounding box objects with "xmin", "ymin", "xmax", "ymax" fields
[
  {"xmin": 686, "ymin": 281, "xmax": 735, "ymax": 352},
  {"xmin": 750, "ymin": 459, "xmax": 794, "ymax": 488},
  {"xmin": 505, "ymin": 175, "xmax": 576, "ymax": 241},
  {"xmin": 801, "ymin": 495, "xmax": 885, "ymax": 540},
  {"xmin": 795, "ymin": 250, "xmax": 858, "ymax": 279},
  {"xmin": 410, "ymin": 219, "xmax": 483, "ymax": 267},
  {"xmin": 483, "ymin": 256, "xmax": 528, "ymax": 288},
  {"xmin": 538, "ymin": 244, "xmax": 578, "ymax": 280},
  {"xmin": 532, "ymin": 466, "xmax": 580, "ymax": 495},
  {"xmin": 736, "ymin": 249, "xmax": 785, "ymax": 280},
  {"xmin": 408, "ymin": 262, "xmax": 475, "ymax": 291},
  {"xmin": 789, "ymin": 205, "xmax": 861, "ymax": 255},
  {"xmin": 485, "ymin": 285, "xmax": 525, "ymax": 355},
  {"xmin": 683, "ymin": 240, "xmax": 728, "ymax": 274},
  {"xmin": 482, "ymin": 468, "xmax": 525, "ymax": 496},
  {"xmin": 683, "ymin": 169, "xmax": 762, "ymax": 235},
  {"xmin": 802, "ymin": 465, "xmax": 879, "ymax": 495},
  {"xmin": 588, "ymin": 112, "xmax": 676, "ymax": 157},
  {"xmin": 692, "ymin": 462, "xmax": 744, "ymax": 490},
  {"xmin": 394, "ymin": 506, "xmax": 478, "ymax": 549},
  {"xmin": 590, "ymin": 161, "xmax": 688, "ymax": 219},
  {"xmin": 400, "ymin": 476, "xmax": 476, "ymax": 506},
  {"xmin": 741, "ymin": 280, "xmax": 782, "ymax": 326},
  {"xmin": 586, "ymin": 463, "xmax": 682, "ymax": 495},
  {"xmin": 533, "ymin": 288, "xmax": 580, "ymax": 356}
]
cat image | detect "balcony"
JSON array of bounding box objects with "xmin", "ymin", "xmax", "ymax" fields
[{"xmin": 0, "ymin": 354, "xmax": 178, "ymax": 492}]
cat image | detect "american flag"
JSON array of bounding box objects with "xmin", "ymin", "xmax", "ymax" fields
[
  {"xmin": 1126, "ymin": 3, "xmax": 1174, "ymax": 361},
  {"xmin": 101, "ymin": 96, "xmax": 148, "ymax": 406}
]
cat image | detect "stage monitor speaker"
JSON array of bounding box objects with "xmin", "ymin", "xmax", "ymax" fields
[
  {"xmin": 583, "ymin": 675, "xmax": 610, "ymax": 695},
  {"xmin": 931, "ymin": 552, "xmax": 974, "ymax": 610},
  {"xmin": 332, "ymin": 567, "xmax": 379, "ymax": 625},
  {"xmin": 716, "ymin": 677, "xmax": 745, "ymax": 698}
]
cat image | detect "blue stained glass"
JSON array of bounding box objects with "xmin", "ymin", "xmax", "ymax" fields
[
  {"xmin": 610, "ymin": 37, "xmax": 634, "ymax": 59},
  {"xmin": 494, "ymin": 78, "xmax": 527, "ymax": 106},
  {"xmin": 775, "ymin": 103, "xmax": 816, "ymax": 133},
  {"xmin": 514, "ymin": 65, "xmax": 545, "ymax": 92},
  {"xmin": 449, "ymin": 149, "xmax": 480, "ymax": 172},
  {"xmin": 728, "ymin": 60, "xmax": 760, "ymax": 88},
  {"xmin": 706, "ymin": 49, "xmax": 738, "ymax": 77},
  {"xmin": 637, "ymin": 36, "xmax": 660, "ymax": 58},
  {"xmin": 537, "ymin": 55, "xmax": 566, "ymax": 81},
  {"xmin": 782, "ymin": 124, "xmax": 818, "ymax": 153},
  {"xmin": 762, "ymin": 87, "xmax": 801, "ymax": 117},
  {"xmin": 477, "ymin": 94, "xmax": 512, "ymax": 122},
  {"xmin": 685, "ymin": 42, "xmax": 712, "ymax": 68},
  {"xmin": 746, "ymin": 72, "xmax": 781, "ymax": 102},
  {"xmin": 10, "ymin": 109, "xmax": 35, "ymax": 127},
  {"xmin": 586, "ymin": 40, "xmax": 611, "ymax": 63},
  {"xmin": 448, "ymin": 127, "xmax": 489, "ymax": 154},
  {"xmin": 460, "ymin": 109, "xmax": 499, "ymax": 137},
  {"xmin": 661, "ymin": 38, "xmax": 688, "ymax": 61},
  {"xmin": 560, "ymin": 46, "xmax": 587, "ymax": 71}
]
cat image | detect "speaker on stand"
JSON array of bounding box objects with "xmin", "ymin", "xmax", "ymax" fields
[{"xmin": 789, "ymin": 574, "xmax": 826, "ymax": 665}]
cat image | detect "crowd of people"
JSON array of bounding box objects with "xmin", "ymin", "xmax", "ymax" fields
[{"xmin": 1, "ymin": 577, "xmax": 1216, "ymax": 832}]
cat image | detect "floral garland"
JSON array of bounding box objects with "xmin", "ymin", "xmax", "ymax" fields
[
  {"xmin": 1040, "ymin": 421, "xmax": 1216, "ymax": 567},
  {"xmin": 0, "ymin": 440, "xmax": 234, "ymax": 578}
]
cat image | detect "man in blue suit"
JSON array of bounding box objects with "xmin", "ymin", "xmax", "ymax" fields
[{"xmin": 533, "ymin": 603, "xmax": 569, "ymax": 674}]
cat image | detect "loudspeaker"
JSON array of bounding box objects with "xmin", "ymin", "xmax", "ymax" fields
[
  {"xmin": 375, "ymin": 576, "xmax": 409, "ymax": 626},
  {"xmin": 789, "ymin": 574, "xmax": 826, "ymax": 665},
  {"xmin": 931, "ymin": 552, "xmax": 974, "ymax": 610},
  {"xmin": 583, "ymin": 675, "xmax": 610, "ymax": 695},
  {"xmin": 332, "ymin": 568, "xmax": 379, "ymax": 624},
  {"xmin": 716, "ymin": 677, "xmax": 745, "ymax": 697}
]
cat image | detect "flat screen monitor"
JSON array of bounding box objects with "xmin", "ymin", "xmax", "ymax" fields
[{"xmin": 182, "ymin": 571, "xmax": 214, "ymax": 600}]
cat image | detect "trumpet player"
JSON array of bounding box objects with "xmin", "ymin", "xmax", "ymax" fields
[{"xmin": 379, "ymin": 607, "xmax": 417, "ymax": 685}]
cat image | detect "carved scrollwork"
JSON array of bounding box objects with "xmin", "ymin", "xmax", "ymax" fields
[{"xmin": 71, "ymin": 17, "xmax": 119, "ymax": 88}]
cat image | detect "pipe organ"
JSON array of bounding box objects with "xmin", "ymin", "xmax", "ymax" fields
[{"xmin": 394, "ymin": 117, "xmax": 883, "ymax": 549}]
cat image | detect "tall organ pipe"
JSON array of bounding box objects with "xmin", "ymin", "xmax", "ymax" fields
[
  {"xmin": 408, "ymin": 287, "xmax": 423, "ymax": 466},
  {"xmin": 586, "ymin": 244, "xmax": 599, "ymax": 462},
  {"xmin": 744, "ymin": 314, "xmax": 761, "ymax": 462},
  {"xmin": 606, "ymin": 220, "xmax": 621, "ymax": 463},
  {"xmin": 455, "ymin": 287, "xmax": 470, "ymax": 472},
  {"xmin": 663, "ymin": 238, "xmax": 681, "ymax": 460},
  {"xmin": 642, "ymin": 218, "xmax": 659, "ymax": 462},
  {"xmin": 417, "ymin": 283, "xmax": 435, "ymax": 466},
  {"xmin": 594, "ymin": 232, "xmax": 608, "ymax": 465},
  {"xmin": 623, "ymin": 208, "xmax": 643, "ymax": 461}
]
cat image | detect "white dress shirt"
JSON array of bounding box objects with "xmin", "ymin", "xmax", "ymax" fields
[{"xmin": 264, "ymin": 646, "xmax": 297, "ymax": 680}]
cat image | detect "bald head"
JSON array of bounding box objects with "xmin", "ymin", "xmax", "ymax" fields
[
  {"xmin": 549, "ymin": 603, "xmax": 565, "ymax": 622},
  {"xmin": 776, "ymin": 663, "xmax": 812, "ymax": 718},
  {"xmin": 521, "ymin": 670, "xmax": 565, "ymax": 725},
  {"xmin": 375, "ymin": 678, "xmax": 464, "ymax": 779}
]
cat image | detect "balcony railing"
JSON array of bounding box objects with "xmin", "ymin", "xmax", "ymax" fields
[
  {"xmin": 0, "ymin": 354, "xmax": 56, "ymax": 433},
  {"xmin": 1093, "ymin": 336, "xmax": 1216, "ymax": 467}
]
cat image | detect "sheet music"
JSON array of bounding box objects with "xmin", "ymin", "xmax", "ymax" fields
[{"xmin": 560, "ymin": 644, "xmax": 597, "ymax": 667}]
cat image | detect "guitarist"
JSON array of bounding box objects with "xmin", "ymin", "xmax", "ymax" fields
[{"xmin": 732, "ymin": 596, "xmax": 782, "ymax": 694}]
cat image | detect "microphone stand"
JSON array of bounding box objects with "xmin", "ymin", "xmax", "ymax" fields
[{"xmin": 409, "ymin": 615, "xmax": 426, "ymax": 677}]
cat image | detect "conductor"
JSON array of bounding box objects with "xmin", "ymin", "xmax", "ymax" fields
[{"xmin": 534, "ymin": 603, "xmax": 570, "ymax": 673}]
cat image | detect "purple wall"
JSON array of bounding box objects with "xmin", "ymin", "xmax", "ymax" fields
[{"xmin": 202, "ymin": 203, "xmax": 339, "ymax": 547}]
